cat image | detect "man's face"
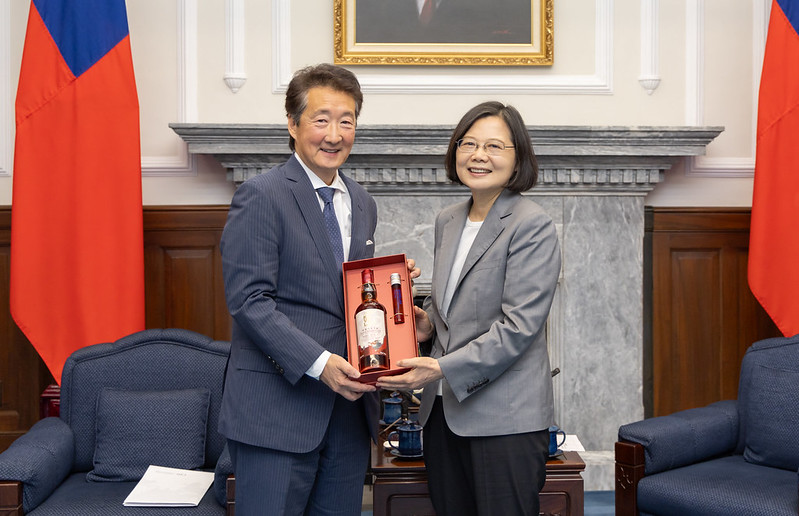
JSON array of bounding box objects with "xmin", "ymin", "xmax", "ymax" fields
[{"xmin": 288, "ymin": 86, "xmax": 357, "ymax": 184}]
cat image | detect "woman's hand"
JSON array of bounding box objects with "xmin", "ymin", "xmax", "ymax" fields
[{"xmin": 376, "ymin": 356, "xmax": 442, "ymax": 391}]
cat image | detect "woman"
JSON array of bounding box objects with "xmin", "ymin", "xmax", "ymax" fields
[{"xmin": 376, "ymin": 101, "xmax": 561, "ymax": 516}]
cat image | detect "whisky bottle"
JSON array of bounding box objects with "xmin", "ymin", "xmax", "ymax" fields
[{"xmin": 354, "ymin": 268, "xmax": 390, "ymax": 372}]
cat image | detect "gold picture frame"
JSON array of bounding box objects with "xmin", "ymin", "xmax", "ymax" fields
[{"xmin": 334, "ymin": 0, "xmax": 553, "ymax": 66}]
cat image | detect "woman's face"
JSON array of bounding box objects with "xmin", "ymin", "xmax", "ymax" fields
[{"xmin": 455, "ymin": 116, "xmax": 517, "ymax": 200}]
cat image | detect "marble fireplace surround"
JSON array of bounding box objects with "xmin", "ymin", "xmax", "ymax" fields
[{"xmin": 172, "ymin": 124, "xmax": 722, "ymax": 489}]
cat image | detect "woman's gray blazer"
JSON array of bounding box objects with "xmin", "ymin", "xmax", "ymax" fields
[{"xmin": 418, "ymin": 188, "xmax": 561, "ymax": 437}]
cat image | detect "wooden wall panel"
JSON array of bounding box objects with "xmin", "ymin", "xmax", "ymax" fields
[
  {"xmin": 0, "ymin": 212, "xmax": 54, "ymax": 451},
  {"xmin": 648, "ymin": 208, "xmax": 780, "ymax": 417},
  {"xmin": 142, "ymin": 206, "xmax": 230, "ymax": 340}
]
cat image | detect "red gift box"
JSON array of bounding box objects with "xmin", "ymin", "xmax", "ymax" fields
[{"xmin": 343, "ymin": 253, "xmax": 419, "ymax": 385}]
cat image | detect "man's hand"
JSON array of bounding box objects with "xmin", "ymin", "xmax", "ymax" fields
[
  {"xmin": 375, "ymin": 357, "xmax": 442, "ymax": 391},
  {"xmin": 319, "ymin": 354, "xmax": 376, "ymax": 401},
  {"xmin": 413, "ymin": 306, "xmax": 434, "ymax": 342}
]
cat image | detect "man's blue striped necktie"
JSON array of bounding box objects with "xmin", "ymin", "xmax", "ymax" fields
[{"xmin": 317, "ymin": 187, "xmax": 345, "ymax": 265}]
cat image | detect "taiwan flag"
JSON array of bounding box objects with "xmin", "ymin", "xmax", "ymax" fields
[
  {"xmin": 10, "ymin": 0, "xmax": 145, "ymax": 384},
  {"xmin": 749, "ymin": 0, "xmax": 799, "ymax": 338}
]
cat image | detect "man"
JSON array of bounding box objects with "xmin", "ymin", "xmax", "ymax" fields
[{"xmin": 218, "ymin": 63, "xmax": 416, "ymax": 515}]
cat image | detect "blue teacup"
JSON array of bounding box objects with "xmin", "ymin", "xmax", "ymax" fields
[
  {"xmin": 388, "ymin": 421, "xmax": 423, "ymax": 456},
  {"xmin": 382, "ymin": 394, "xmax": 403, "ymax": 424},
  {"xmin": 549, "ymin": 425, "xmax": 566, "ymax": 456}
]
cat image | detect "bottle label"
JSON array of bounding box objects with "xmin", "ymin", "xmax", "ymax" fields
[{"xmin": 355, "ymin": 308, "xmax": 387, "ymax": 350}]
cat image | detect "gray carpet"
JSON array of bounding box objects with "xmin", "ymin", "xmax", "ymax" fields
[
  {"xmin": 584, "ymin": 490, "xmax": 614, "ymax": 515},
  {"xmin": 360, "ymin": 490, "xmax": 615, "ymax": 515}
]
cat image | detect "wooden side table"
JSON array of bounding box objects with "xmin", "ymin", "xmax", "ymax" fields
[{"xmin": 370, "ymin": 437, "xmax": 585, "ymax": 516}]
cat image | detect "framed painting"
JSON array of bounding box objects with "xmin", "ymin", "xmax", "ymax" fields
[{"xmin": 333, "ymin": 0, "xmax": 553, "ymax": 66}]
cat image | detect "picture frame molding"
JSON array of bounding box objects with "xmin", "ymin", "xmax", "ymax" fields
[{"xmin": 333, "ymin": 0, "xmax": 554, "ymax": 66}]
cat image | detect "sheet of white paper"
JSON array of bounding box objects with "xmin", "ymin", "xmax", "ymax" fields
[
  {"xmin": 562, "ymin": 434, "xmax": 585, "ymax": 452},
  {"xmin": 123, "ymin": 465, "xmax": 214, "ymax": 507}
]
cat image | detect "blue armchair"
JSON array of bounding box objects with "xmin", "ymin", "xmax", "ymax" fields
[
  {"xmin": 0, "ymin": 328, "xmax": 234, "ymax": 515},
  {"xmin": 615, "ymin": 334, "xmax": 799, "ymax": 516}
]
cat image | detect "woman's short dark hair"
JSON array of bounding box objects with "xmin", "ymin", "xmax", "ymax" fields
[
  {"xmin": 444, "ymin": 101, "xmax": 538, "ymax": 192},
  {"xmin": 285, "ymin": 63, "xmax": 364, "ymax": 151}
]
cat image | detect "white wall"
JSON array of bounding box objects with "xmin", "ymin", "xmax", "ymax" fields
[{"xmin": 0, "ymin": 0, "xmax": 768, "ymax": 206}]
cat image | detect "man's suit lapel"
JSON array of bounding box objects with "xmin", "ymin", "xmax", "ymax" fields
[{"xmin": 285, "ymin": 157, "xmax": 346, "ymax": 313}]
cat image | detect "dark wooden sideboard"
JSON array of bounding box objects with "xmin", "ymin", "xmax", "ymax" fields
[{"xmin": 370, "ymin": 436, "xmax": 585, "ymax": 516}]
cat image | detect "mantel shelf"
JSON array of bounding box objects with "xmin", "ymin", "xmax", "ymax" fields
[{"xmin": 170, "ymin": 123, "xmax": 723, "ymax": 192}]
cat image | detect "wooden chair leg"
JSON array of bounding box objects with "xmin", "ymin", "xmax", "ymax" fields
[
  {"xmin": 0, "ymin": 480, "xmax": 23, "ymax": 516},
  {"xmin": 226, "ymin": 474, "xmax": 235, "ymax": 516},
  {"xmin": 615, "ymin": 441, "xmax": 645, "ymax": 516}
]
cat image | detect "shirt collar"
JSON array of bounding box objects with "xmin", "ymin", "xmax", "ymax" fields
[{"xmin": 294, "ymin": 153, "xmax": 346, "ymax": 193}]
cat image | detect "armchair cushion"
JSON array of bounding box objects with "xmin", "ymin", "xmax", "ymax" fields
[
  {"xmin": 636, "ymin": 455, "xmax": 798, "ymax": 516},
  {"xmin": 28, "ymin": 472, "xmax": 225, "ymax": 516},
  {"xmin": 0, "ymin": 417, "xmax": 73, "ymax": 513},
  {"xmin": 618, "ymin": 400, "xmax": 738, "ymax": 475},
  {"xmin": 741, "ymin": 363, "xmax": 799, "ymax": 471},
  {"xmin": 87, "ymin": 387, "xmax": 211, "ymax": 482}
]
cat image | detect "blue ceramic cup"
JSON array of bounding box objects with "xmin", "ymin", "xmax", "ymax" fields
[
  {"xmin": 388, "ymin": 421, "xmax": 423, "ymax": 456},
  {"xmin": 382, "ymin": 394, "xmax": 403, "ymax": 424},
  {"xmin": 549, "ymin": 425, "xmax": 566, "ymax": 456}
]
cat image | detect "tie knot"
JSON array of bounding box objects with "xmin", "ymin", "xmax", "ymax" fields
[{"xmin": 317, "ymin": 187, "xmax": 335, "ymax": 204}]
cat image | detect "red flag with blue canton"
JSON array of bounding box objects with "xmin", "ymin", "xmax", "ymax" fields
[
  {"xmin": 10, "ymin": 0, "xmax": 145, "ymax": 384},
  {"xmin": 750, "ymin": 0, "xmax": 799, "ymax": 338}
]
